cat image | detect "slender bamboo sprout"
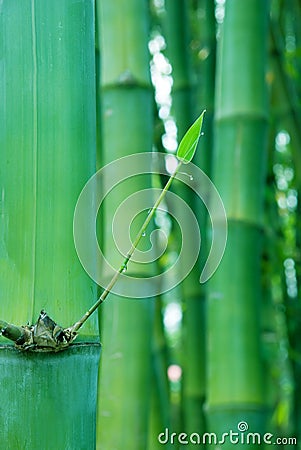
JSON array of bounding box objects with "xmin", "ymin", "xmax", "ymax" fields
[
  {"xmin": 70, "ymin": 163, "xmax": 179, "ymax": 334},
  {"xmin": 70, "ymin": 110, "xmax": 206, "ymax": 335}
]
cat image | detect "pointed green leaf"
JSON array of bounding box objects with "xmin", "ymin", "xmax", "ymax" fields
[{"xmin": 177, "ymin": 110, "xmax": 206, "ymax": 163}]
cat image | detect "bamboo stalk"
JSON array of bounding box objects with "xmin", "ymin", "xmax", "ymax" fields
[
  {"xmin": 161, "ymin": 0, "xmax": 213, "ymax": 439},
  {"xmin": 0, "ymin": 1, "xmax": 100, "ymax": 447},
  {"xmin": 161, "ymin": 0, "xmax": 203, "ymax": 438},
  {"xmin": 270, "ymin": 7, "xmax": 301, "ymax": 441},
  {"xmin": 148, "ymin": 298, "xmax": 172, "ymax": 450},
  {"xmin": 0, "ymin": 0, "xmax": 98, "ymax": 340},
  {"xmin": 94, "ymin": 1, "xmax": 161, "ymax": 447},
  {"xmin": 206, "ymin": 0, "xmax": 269, "ymax": 444}
]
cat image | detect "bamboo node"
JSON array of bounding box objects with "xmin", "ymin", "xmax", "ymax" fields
[{"xmin": 0, "ymin": 310, "xmax": 77, "ymax": 352}]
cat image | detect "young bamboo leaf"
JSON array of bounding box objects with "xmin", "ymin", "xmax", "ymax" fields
[{"xmin": 177, "ymin": 109, "xmax": 206, "ymax": 163}]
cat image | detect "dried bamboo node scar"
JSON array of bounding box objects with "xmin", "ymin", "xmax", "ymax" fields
[{"xmin": 0, "ymin": 310, "xmax": 77, "ymax": 352}]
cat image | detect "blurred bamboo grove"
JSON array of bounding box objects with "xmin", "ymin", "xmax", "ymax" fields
[{"xmin": 0, "ymin": 0, "xmax": 300, "ymax": 449}]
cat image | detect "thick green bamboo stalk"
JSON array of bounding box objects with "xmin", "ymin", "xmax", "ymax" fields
[
  {"xmin": 0, "ymin": 1, "xmax": 100, "ymax": 447},
  {"xmin": 206, "ymin": 0, "xmax": 269, "ymax": 445},
  {"xmin": 95, "ymin": 1, "xmax": 155, "ymax": 448},
  {"xmin": 0, "ymin": 0, "xmax": 98, "ymax": 338}
]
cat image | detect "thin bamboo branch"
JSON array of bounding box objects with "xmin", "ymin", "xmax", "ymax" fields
[
  {"xmin": 70, "ymin": 109, "xmax": 205, "ymax": 334},
  {"xmin": 70, "ymin": 162, "xmax": 182, "ymax": 334}
]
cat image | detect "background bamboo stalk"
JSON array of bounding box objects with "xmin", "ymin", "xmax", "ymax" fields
[
  {"xmin": 206, "ymin": 0, "xmax": 269, "ymax": 444},
  {"xmin": 95, "ymin": 1, "xmax": 156, "ymax": 448},
  {"xmin": 270, "ymin": 4, "xmax": 301, "ymax": 441},
  {"xmin": 160, "ymin": 0, "xmax": 207, "ymax": 439},
  {"xmin": 148, "ymin": 298, "xmax": 172, "ymax": 450}
]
